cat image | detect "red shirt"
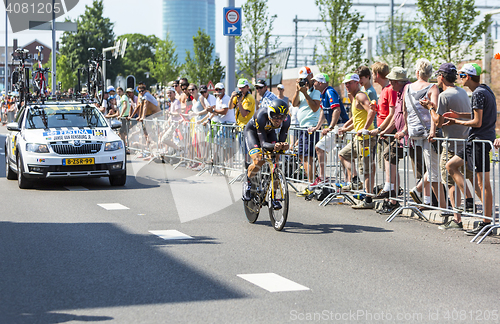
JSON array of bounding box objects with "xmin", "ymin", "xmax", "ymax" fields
[{"xmin": 377, "ymin": 84, "xmax": 397, "ymax": 127}]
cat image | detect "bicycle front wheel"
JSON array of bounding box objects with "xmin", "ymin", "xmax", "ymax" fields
[{"xmin": 268, "ymin": 168, "xmax": 289, "ymax": 231}]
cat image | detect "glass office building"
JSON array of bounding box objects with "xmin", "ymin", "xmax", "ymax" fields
[{"xmin": 162, "ymin": 0, "xmax": 216, "ymax": 64}]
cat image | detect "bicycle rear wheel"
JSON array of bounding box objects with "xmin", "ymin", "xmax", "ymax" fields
[
  {"xmin": 243, "ymin": 198, "xmax": 260, "ymax": 223},
  {"xmin": 96, "ymin": 66, "xmax": 104, "ymax": 105},
  {"xmin": 268, "ymin": 168, "xmax": 289, "ymax": 231}
]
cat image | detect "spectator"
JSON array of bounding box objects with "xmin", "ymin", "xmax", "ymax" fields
[
  {"xmin": 338, "ymin": 73, "xmax": 376, "ymax": 209},
  {"xmin": 377, "ymin": 67, "xmax": 425, "ymax": 214},
  {"xmin": 132, "ymin": 84, "xmax": 161, "ymax": 121},
  {"xmin": 357, "ymin": 65, "xmax": 378, "ymax": 104},
  {"xmin": 292, "ymin": 66, "xmax": 321, "ymax": 196},
  {"xmin": 421, "ymin": 63, "xmax": 475, "ymax": 228},
  {"xmin": 403, "ymin": 58, "xmax": 447, "ymax": 211},
  {"xmin": 445, "ymin": 63, "xmax": 497, "ymax": 235},
  {"xmin": 255, "ymin": 79, "xmax": 278, "ymax": 110},
  {"xmin": 277, "ymin": 84, "xmax": 289, "ymax": 105},
  {"xmin": 160, "ymin": 87, "xmax": 182, "ymax": 151},
  {"xmin": 197, "ymin": 85, "xmax": 217, "ymax": 124},
  {"xmin": 173, "ymin": 80, "xmax": 182, "ymax": 100},
  {"xmin": 212, "ymin": 82, "xmax": 234, "ymax": 124},
  {"xmin": 118, "ymin": 87, "xmax": 132, "ymax": 152},
  {"xmin": 230, "ymin": 78, "xmax": 256, "ymax": 129},
  {"xmin": 313, "ymin": 72, "xmax": 349, "ymax": 186}
]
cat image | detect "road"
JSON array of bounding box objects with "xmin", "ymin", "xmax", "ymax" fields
[{"xmin": 1, "ymin": 130, "xmax": 500, "ymax": 324}]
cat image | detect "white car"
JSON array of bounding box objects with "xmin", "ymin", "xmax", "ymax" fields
[{"xmin": 5, "ymin": 102, "xmax": 126, "ymax": 188}]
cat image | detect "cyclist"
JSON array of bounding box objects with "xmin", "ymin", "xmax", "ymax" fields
[{"xmin": 242, "ymin": 98, "xmax": 291, "ymax": 208}]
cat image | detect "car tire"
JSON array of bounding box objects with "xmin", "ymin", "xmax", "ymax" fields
[
  {"xmin": 109, "ymin": 173, "xmax": 126, "ymax": 186},
  {"xmin": 5, "ymin": 146, "xmax": 17, "ymax": 180},
  {"xmin": 17, "ymin": 153, "xmax": 33, "ymax": 189}
]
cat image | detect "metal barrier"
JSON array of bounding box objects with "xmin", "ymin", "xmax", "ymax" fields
[{"xmin": 119, "ymin": 114, "xmax": 500, "ymax": 243}]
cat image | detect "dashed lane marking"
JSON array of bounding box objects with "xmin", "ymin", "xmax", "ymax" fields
[
  {"xmin": 237, "ymin": 273, "xmax": 310, "ymax": 292},
  {"xmin": 64, "ymin": 186, "xmax": 89, "ymax": 191},
  {"xmin": 149, "ymin": 230, "xmax": 193, "ymax": 240},
  {"xmin": 97, "ymin": 203, "xmax": 129, "ymax": 210}
]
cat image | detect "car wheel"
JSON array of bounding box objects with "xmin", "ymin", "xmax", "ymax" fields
[
  {"xmin": 5, "ymin": 147, "xmax": 17, "ymax": 180},
  {"xmin": 17, "ymin": 154, "xmax": 33, "ymax": 189},
  {"xmin": 109, "ymin": 173, "xmax": 126, "ymax": 186}
]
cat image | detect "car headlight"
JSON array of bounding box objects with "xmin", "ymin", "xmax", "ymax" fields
[
  {"xmin": 26, "ymin": 143, "xmax": 49, "ymax": 153},
  {"xmin": 104, "ymin": 141, "xmax": 124, "ymax": 151}
]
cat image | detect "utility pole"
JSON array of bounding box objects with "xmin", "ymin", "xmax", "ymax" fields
[
  {"xmin": 4, "ymin": 0, "xmax": 8, "ymax": 92},
  {"xmin": 226, "ymin": 0, "xmax": 236, "ymax": 92},
  {"xmin": 294, "ymin": 15, "xmax": 298, "ymax": 68},
  {"xmin": 51, "ymin": 0, "xmax": 56, "ymax": 94}
]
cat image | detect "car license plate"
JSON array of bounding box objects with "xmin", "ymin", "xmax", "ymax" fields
[{"xmin": 63, "ymin": 158, "xmax": 95, "ymax": 165}]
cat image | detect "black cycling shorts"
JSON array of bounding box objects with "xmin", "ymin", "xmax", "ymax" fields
[{"xmin": 244, "ymin": 127, "xmax": 277, "ymax": 155}]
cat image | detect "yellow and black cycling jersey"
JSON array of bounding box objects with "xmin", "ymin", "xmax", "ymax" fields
[{"xmin": 244, "ymin": 108, "xmax": 291, "ymax": 152}]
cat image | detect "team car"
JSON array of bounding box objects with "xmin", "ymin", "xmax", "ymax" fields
[{"xmin": 5, "ymin": 102, "xmax": 127, "ymax": 188}]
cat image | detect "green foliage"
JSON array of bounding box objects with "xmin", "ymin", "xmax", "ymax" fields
[
  {"xmin": 416, "ymin": 0, "xmax": 492, "ymax": 64},
  {"xmin": 149, "ymin": 34, "xmax": 181, "ymax": 87},
  {"xmin": 59, "ymin": 0, "xmax": 116, "ymax": 80},
  {"xmin": 376, "ymin": 14, "xmax": 427, "ymax": 69},
  {"xmin": 184, "ymin": 29, "xmax": 225, "ymax": 85},
  {"xmin": 43, "ymin": 54, "xmax": 77, "ymax": 91},
  {"xmin": 118, "ymin": 33, "xmax": 160, "ymax": 87},
  {"xmin": 236, "ymin": 0, "xmax": 278, "ymax": 83},
  {"xmin": 315, "ymin": 0, "xmax": 365, "ymax": 86}
]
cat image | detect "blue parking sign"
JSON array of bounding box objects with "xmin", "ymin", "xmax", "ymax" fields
[{"xmin": 223, "ymin": 7, "xmax": 242, "ymax": 36}]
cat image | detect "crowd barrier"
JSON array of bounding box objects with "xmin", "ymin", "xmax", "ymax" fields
[{"xmin": 117, "ymin": 114, "xmax": 499, "ymax": 244}]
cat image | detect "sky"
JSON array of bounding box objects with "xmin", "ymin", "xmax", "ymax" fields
[{"xmin": 1, "ymin": 0, "xmax": 498, "ymax": 68}]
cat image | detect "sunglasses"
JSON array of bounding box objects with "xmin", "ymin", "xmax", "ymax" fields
[
  {"xmin": 255, "ymin": 86, "xmax": 263, "ymax": 90},
  {"xmin": 188, "ymin": 88, "xmax": 196, "ymax": 92},
  {"xmin": 270, "ymin": 115, "xmax": 287, "ymax": 121},
  {"xmin": 200, "ymin": 91, "xmax": 207, "ymax": 94},
  {"xmin": 459, "ymin": 73, "xmax": 468, "ymax": 79},
  {"xmin": 181, "ymin": 85, "xmax": 188, "ymax": 90}
]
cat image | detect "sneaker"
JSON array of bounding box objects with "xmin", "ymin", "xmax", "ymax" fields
[
  {"xmin": 374, "ymin": 190, "xmax": 398, "ymax": 200},
  {"xmin": 438, "ymin": 219, "xmax": 463, "ymax": 230},
  {"xmin": 343, "ymin": 181, "xmax": 363, "ymax": 191},
  {"xmin": 351, "ymin": 200, "xmax": 375, "ymax": 209},
  {"xmin": 335, "ymin": 182, "xmax": 348, "ymax": 189},
  {"xmin": 409, "ymin": 188, "xmax": 422, "ymax": 204},
  {"xmin": 353, "ymin": 192, "xmax": 367, "ymax": 200},
  {"xmin": 297, "ymin": 188, "xmax": 314, "ymax": 197},
  {"xmin": 309, "ymin": 177, "xmax": 324, "ymax": 189},
  {"xmin": 465, "ymin": 221, "xmax": 492, "ymax": 236},
  {"xmin": 376, "ymin": 200, "xmax": 390, "ymax": 213},
  {"xmin": 242, "ymin": 180, "xmax": 253, "ymax": 201},
  {"xmin": 378, "ymin": 202, "xmax": 401, "ymax": 215},
  {"xmin": 271, "ymin": 199, "xmax": 282, "ymax": 210}
]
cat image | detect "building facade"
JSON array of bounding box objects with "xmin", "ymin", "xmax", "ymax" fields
[{"xmin": 162, "ymin": 0, "xmax": 215, "ymax": 64}]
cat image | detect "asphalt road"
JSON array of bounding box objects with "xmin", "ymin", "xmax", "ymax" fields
[{"xmin": 1, "ymin": 130, "xmax": 500, "ymax": 324}]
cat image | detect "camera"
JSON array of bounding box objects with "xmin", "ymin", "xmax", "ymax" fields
[
  {"xmin": 299, "ymin": 78, "xmax": 308, "ymax": 87},
  {"xmin": 236, "ymin": 90, "xmax": 243, "ymax": 98}
]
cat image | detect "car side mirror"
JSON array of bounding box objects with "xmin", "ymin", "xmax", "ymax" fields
[
  {"xmin": 110, "ymin": 119, "xmax": 122, "ymax": 130},
  {"xmin": 6, "ymin": 122, "xmax": 21, "ymax": 132}
]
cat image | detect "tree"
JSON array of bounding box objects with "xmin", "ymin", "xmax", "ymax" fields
[
  {"xmin": 118, "ymin": 33, "xmax": 160, "ymax": 87},
  {"xmin": 376, "ymin": 14, "xmax": 427, "ymax": 70},
  {"xmin": 149, "ymin": 34, "xmax": 181, "ymax": 87},
  {"xmin": 236, "ymin": 0, "xmax": 278, "ymax": 83},
  {"xmin": 184, "ymin": 29, "xmax": 225, "ymax": 85},
  {"xmin": 44, "ymin": 54, "xmax": 77, "ymax": 91},
  {"xmin": 59, "ymin": 0, "xmax": 117, "ymax": 80},
  {"xmin": 315, "ymin": 0, "xmax": 365, "ymax": 86},
  {"xmin": 416, "ymin": 0, "xmax": 492, "ymax": 64}
]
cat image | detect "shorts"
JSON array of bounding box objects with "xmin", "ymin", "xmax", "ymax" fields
[
  {"xmin": 119, "ymin": 118, "xmax": 129, "ymax": 135},
  {"xmin": 412, "ymin": 138, "xmax": 440, "ymax": 182},
  {"xmin": 440, "ymin": 146, "xmax": 474, "ymax": 187},
  {"xmin": 315, "ymin": 124, "xmax": 345, "ymax": 153},
  {"xmin": 457, "ymin": 140, "xmax": 491, "ymax": 173},
  {"xmin": 339, "ymin": 138, "xmax": 376, "ymax": 175},
  {"xmin": 384, "ymin": 141, "xmax": 425, "ymax": 179},
  {"xmin": 298, "ymin": 131, "xmax": 321, "ymax": 157}
]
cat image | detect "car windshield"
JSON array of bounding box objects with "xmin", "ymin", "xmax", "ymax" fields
[{"xmin": 25, "ymin": 105, "xmax": 107, "ymax": 129}]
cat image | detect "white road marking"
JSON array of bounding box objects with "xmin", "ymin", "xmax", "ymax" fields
[
  {"xmin": 149, "ymin": 230, "xmax": 193, "ymax": 240},
  {"xmin": 237, "ymin": 273, "xmax": 310, "ymax": 292},
  {"xmin": 64, "ymin": 186, "xmax": 89, "ymax": 191},
  {"xmin": 97, "ymin": 203, "xmax": 129, "ymax": 210}
]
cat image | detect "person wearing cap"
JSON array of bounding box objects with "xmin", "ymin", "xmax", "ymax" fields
[
  {"xmin": 338, "ymin": 73, "xmax": 376, "ymax": 209},
  {"xmin": 211, "ymin": 82, "xmax": 235, "ymax": 124},
  {"xmin": 159, "ymin": 87, "xmax": 182, "ymax": 152},
  {"xmin": 105, "ymin": 94, "xmax": 119, "ymax": 119},
  {"xmin": 230, "ymin": 78, "xmax": 255, "ymax": 129},
  {"xmin": 420, "ymin": 63, "xmax": 474, "ymax": 228},
  {"xmin": 292, "ymin": 66, "xmax": 322, "ymax": 196},
  {"xmin": 403, "ymin": 58, "xmax": 446, "ymax": 211},
  {"xmin": 311, "ymin": 72, "xmax": 349, "ymax": 187},
  {"xmin": 444, "ymin": 63, "xmax": 497, "ymax": 236},
  {"xmin": 276, "ymin": 84, "xmax": 289, "ymax": 106},
  {"xmin": 197, "ymin": 84, "xmax": 217, "ymax": 125},
  {"xmin": 376, "ymin": 67, "xmax": 425, "ymax": 214},
  {"xmin": 255, "ymin": 79, "xmax": 278, "ymax": 110},
  {"xmin": 133, "ymin": 84, "xmax": 160, "ymax": 121}
]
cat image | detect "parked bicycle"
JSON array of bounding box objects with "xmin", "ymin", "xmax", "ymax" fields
[
  {"xmin": 87, "ymin": 47, "xmax": 107, "ymax": 105},
  {"xmin": 11, "ymin": 48, "xmax": 30, "ymax": 108},
  {"xmin": 32, "ymin": 45, "xmax": 50, "ymax": 101},
  {"xmin": 243, "ymin": 150, "xmax": 292, "ymax": 231}
]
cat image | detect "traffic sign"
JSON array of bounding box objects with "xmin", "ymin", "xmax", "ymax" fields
[
  {"xmin": 207, "ymin": 80, "xmax": 215, "ymax": 92},
  {"xmin": 223, "ymin": 7, "xmax": 242, "ymax": 36}
]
